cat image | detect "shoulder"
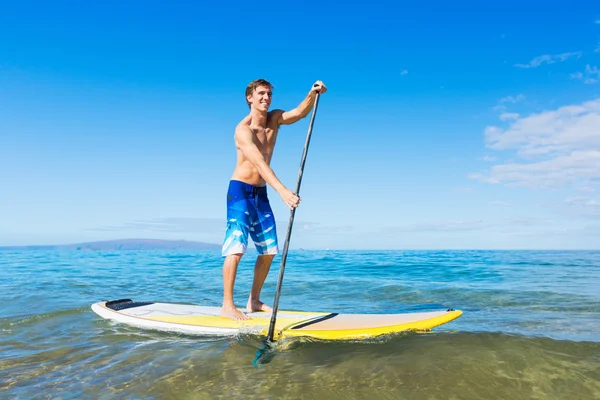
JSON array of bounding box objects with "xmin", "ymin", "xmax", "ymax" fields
[
  {"xmin": 234, "ymin": 119, "xmax": 253, "ymax": 143},
  {"xmin": 235, "ymin": 115, "xmax": 252, "ymax": 134},
  {"xmin": 269, "ymin": 109, "xmax": 285, "ymax": 117},
  {"xmin": 267, "ymin": 109, "xmax": 285, "ymax": 126}
]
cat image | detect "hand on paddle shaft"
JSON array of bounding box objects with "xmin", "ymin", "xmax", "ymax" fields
[
  {"xmin": 280, "ymin": 188, "xmax": 301, "ymax": 211},
  {"xmin": 278, "ymin": 81, "xmax": 327, "ymax": 211},
  {"xmin": 311, "ymin": 80, "xmax": 327, "ymax": 95}
]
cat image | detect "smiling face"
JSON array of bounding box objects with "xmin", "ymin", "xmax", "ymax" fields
[
  {"xmin": 250, "ymin": 85, "xmax": 272, "ymax": 112},
  {"xmin": 245, "ymin": 79, "xmax": 273, "ymax": 111}
]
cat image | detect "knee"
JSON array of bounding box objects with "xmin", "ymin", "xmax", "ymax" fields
[{"xmin": 225, "ymin": 253, "xmax": 243, "ymax": 263}]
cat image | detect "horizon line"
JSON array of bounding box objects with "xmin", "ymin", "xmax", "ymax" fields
[{"xmin": 0, "ymin": 237, "xmax": 598, "ymax": 252}]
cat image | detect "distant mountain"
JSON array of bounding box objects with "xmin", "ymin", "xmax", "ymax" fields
[{"xmin": 0, "ymin": 238, "xmax": 221, "ymax": 251}]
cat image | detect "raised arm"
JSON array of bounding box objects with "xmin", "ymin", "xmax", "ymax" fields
[{"xmin": 276, "ymin": 80, "xmax": 327, "ymax": 126}]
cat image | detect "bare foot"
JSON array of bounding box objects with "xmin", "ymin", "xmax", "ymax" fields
[
  {"xmin": 220, "ymin": 304, "xmax": 250, "ymax": 320},
  {"xmin": 246, "ymin": 299, "xmax": 273, "ymax": 313}
]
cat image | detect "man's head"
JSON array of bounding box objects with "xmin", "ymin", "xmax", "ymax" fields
[{"xmin": 245, "ymin": 78, "xmax": 273, "ymax": 111}]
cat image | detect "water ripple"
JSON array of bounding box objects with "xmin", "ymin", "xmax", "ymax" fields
[{"xmin": 1, "ymin": 249, "xmax": 599, "ymax": 398}]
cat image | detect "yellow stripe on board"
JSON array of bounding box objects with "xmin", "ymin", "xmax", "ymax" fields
[{"xmin": 281, "ymin": 310, "xmax": 463, "ymax": 341}]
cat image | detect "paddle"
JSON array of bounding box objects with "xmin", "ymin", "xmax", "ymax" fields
[{"xmin": 253, "ymin": 85, "xmax": 322, "ymax": 365}]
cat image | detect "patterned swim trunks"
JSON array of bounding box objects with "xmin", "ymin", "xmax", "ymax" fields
[{"xmin": 221, "ymin": 180, "xmax": 279, "ymax": 256}]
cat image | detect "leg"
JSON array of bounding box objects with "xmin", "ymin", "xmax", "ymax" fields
[
  {"xmin": 247, "ymin": 189, "xmax": 279, "ymax": 312},
  {"xmin": 247, "ymin": 254, "xmax": 275, "ymax": 312},
  {"xmin": 220, "ymin": 253, "xmax": 250, "ymax": 320},
  {"xmin": 220, "ymin": 183, "xmax": 251, "ymax": 320}
]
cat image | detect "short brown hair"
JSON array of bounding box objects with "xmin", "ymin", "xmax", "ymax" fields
[{"xmin": 245, "ymin": 78, "xmax": 273, "ymax": 108}]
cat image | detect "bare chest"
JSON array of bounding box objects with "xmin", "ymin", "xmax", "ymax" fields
[{"xmin": 252, "ymin": 126, "xmax": 278, "ymax": 152}]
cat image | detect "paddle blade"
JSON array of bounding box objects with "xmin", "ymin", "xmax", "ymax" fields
[{"xmin": 253, "ymin": 340, "xmax": 276, "ymax": 366}]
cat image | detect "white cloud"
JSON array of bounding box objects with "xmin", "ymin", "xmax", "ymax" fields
[
  {"xmin": 514, "ymin": 52, "xmax": 582, "ymax": 68},
  {"xmin": 487, "ymin": 99, "xmax": 600, "ymax": 156},
  {"xmin": 502, "ymin": 226, "xmax": 599, "ymax": 238},
  {"xmin": 576, "ymin": 186, "xmax": 596, "ymax": 193},
  {"xmin": 565, "ymin": 196, "xmax": 600, "ymax": 207},
  {"xmin": 380, "ymin": 219, "xmax": 492, "ymax": 233},
  {"xmin": 503, "ymin": 216, "xmax": 555, "ymax": 227},
  {"xmin": 499, "ymin": 94, "xmax": 526, "ymax": 104},
  {"xmin": 92, "ymin": 217, "xmax": 224, "ymax": 233},
  {"xmin": 493, "ymin": 94, "xmax": 526, "ymax": 112},
  {"xmin": 290, "ymin": 221, "xmax": 356, "ymax": 235},
  {"xmin": 571, "ymin": 65, "xmax": 600, "ymax": 84},
  {"xmin": 570, "ymin": 71, "xmax": 584, "ymax": 80},
  {"xmin": 471, "ymin": 150, "xmax": 600, "ymax": 188},
  {"xmin": 470, "ymin": 98, "xmax": 600, "ymax": 188},
  {"xmin": 564, "ymin": 196, "xmax": 600, "ymax": 218},
  {"xmin": 499, "ymin": 113, "xmax": 520, "ymax": 121},
  {"xmin": 481, "ymin": 155, "xmax": 497, "ymax": 162}
]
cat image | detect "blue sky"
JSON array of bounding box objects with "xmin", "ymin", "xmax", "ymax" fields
[{"xmin": 1, "ymin": 1, "xmax": 600, "ymax": 249}]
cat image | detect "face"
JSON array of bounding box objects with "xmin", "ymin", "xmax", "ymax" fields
[{"xmin": 248, "ymin": 85, "xmax": 272, "ymax": 111}]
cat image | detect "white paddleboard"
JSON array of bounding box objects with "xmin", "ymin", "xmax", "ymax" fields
[{"xmin": 91, "ymin": 299, "xmax": 462, "ymax": 341}]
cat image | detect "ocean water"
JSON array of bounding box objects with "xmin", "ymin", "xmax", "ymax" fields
[{"xmin": 1, "ymin": 249, "xmax": 599, "ymax": 399}]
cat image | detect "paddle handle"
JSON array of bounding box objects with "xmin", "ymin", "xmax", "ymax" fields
[{"xmin": 266, "ymin": 89, "xmax": 321, "ymax": 342}]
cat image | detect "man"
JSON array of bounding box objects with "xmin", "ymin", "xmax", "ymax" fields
[{"xmin": 220, "ymin": 78, "xmax": 327, "ymax": 320}]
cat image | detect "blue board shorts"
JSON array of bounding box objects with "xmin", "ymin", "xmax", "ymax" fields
[{"xmin": 221, "ymin": 180, "xmax": 279, "ymax": 256}]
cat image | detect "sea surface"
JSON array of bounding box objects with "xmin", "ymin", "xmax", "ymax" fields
[{"xmin": 1, "ymin": 249, "xmax": 599, "ymax": 399}]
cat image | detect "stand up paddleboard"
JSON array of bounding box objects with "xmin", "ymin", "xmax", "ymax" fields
[{"xmin": 91, "ymin": 299, "xmax": 462, "ymax": 341}]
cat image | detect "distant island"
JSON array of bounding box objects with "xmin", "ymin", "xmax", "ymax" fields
[{"xmin": 0, "ymin": 238, "xmax": 222, "ymax": 251}]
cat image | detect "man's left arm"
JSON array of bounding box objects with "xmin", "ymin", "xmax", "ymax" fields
[{"xmin": 276, "ymin": 81, "xmax": 327, "ymax": 126}]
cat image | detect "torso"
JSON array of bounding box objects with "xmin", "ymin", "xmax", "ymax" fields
[{"xmin": 231, "ymin": 111, "xmax": 280, "ymax": 186}]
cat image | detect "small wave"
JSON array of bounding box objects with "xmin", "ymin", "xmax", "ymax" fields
[{"xmin": 0, "ymin": 307, "xmax": 89, "ymax": 329}]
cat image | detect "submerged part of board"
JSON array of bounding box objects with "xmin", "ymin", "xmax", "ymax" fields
[{"xmin": 91, "ymin": 299, "xmax": 462, "ymax": 341}]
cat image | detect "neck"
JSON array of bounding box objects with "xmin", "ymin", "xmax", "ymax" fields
[{"xmin": 249, "ymin": 107, "xmax": 268, "ymax": 127}]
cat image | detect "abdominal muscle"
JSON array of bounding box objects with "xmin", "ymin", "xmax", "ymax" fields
[{"xmin": 230, "ymin": 151, "xmax": 271, "ymax": 187}]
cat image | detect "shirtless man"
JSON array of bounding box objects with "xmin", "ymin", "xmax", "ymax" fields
[{"xmin": 220, "ymin": 78, "xmax": 327, "ymax": 320}]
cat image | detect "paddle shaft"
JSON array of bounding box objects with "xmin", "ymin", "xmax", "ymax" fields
[{"xmin": 266, "ymin": 90, "xmax": 321, "ymax": 342}]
